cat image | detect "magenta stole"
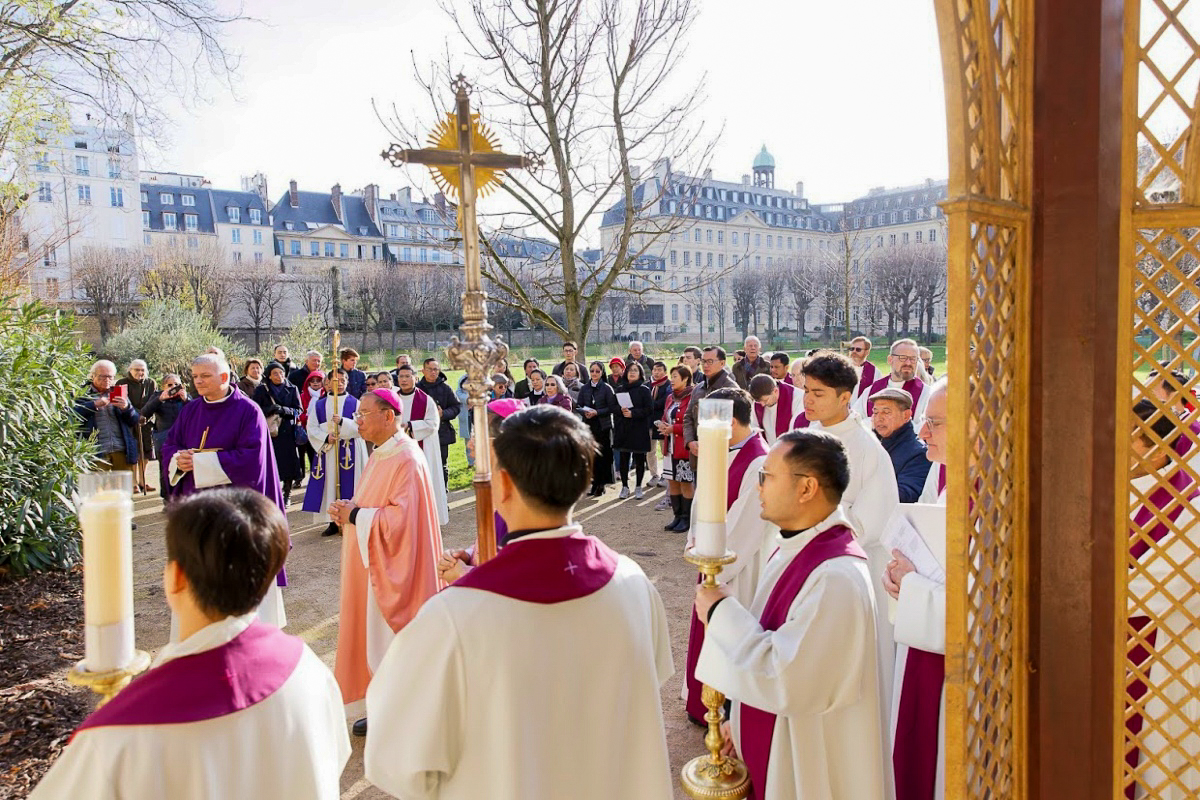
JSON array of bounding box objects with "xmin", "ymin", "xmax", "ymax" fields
[
  {"xmin": 684, "ymin": 435, "xmax": 772, "ymax": 721},
  {"xmin": 454, "ymin": 531, "xmax": 618, "ymax": 602},
  {"xmin": 857, "ymin": 361, "xmax": 879, "ymax": 399},
  {"xmin": 865, "ymin": 376, "xmax": 924, "ymax": 416},
  {"xmin": 739, "ymin": 525, "xmax": 868, "ymax": 799},
  {"xmin": 1124, "ymin": 460, "xmax": 1199, "ymax": 797},
  {"xmin": 72, "ymin": 623, "xmax": 303, "ymax": 740},
  {"xmin": 755, "ymin": 382, "xmax": 796, "ymax": 441},
  {"xmin": 403, "ymin": 389, "xmax": 430, "ymax": 426}
]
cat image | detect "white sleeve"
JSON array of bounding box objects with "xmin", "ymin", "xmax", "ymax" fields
[
  {"xmin": 365, "ymin": 598, "xmax": 465, "ymax": 800},
  {"xmin": 646, "ymin": 575, "xmax": 676, "ymax": 687},
  {"xmin": 722, "ymin": 462, "xmax": 770, "ymax": 585},
  {"xmin": 191, "ymin": 451, "xmax": 231, "ymax": 489},
  {"xmin": 351, "ymin": 508, "xmax": 378, "ymax": 568},
  {"xmin": 1128, "ymin": 514, "xmax": 1200, "ymax": 618},
  {"xmin": 337, "ymin": 417, "xmax": 361, "ymax": 440},
  {"xmin": 696, "ymin": 565, "xmax": 874, "ymax": 716},
  {"xmin": 410, "ymin": 403, "xmax": 439, "ymax": 442},
  {"xmin": 893, "ymin": 573, "xmax": 946, "ymax": 653},
  {"xmin": 307, "ymin": 404, "xmax": 330, "ymax": 452},
  {"xmin": 168, "ymin": 452, "xmax": 185, "ymax": 486},
  {"xmin": 843, "ymin": 443, "xmax": 900, "ymax": 550}
]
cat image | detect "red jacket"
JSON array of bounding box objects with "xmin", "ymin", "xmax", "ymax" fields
[{"xmin": 663, "ymin": 390, "xmax": 693, "ymax": 459}]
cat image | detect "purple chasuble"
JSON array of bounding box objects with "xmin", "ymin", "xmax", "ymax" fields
[
  {"xmin": 755, "ymin": 383, "xmax": 796, "ymax": 441},
  {"xmin": 684, "ymin": 435, "xmax": 773, "ymax": 720},
  {"xmin": 401, "ymin": 388, "xmax": 431, "ymax": 425},
  {"xmin": 865, "ymin": 376, "xmax": 924, "ymax": 416},
  {"xmin": 791, "ymin": 411, "xmax": 811, "ymax": 430},
  {"xmin": 72, "ymin": 623, "xmax": 303, "ymax": 740},
  {"xmin": 739, "ymin": 525, "xmax": 867, "ymax": 800},
  {"xmin": 1124, "ymin": 466, "xmax": 1198, "ymax": 797},
  {"xmin": 857, "ymin": 361, "xmax": 879, "ymax": 399},
  {"xmin": 301, "ymin": 394, "xmax": 359, "ymax": 512},
  {"xmin": 893, "ymin": 650, "xmax": 944, "ymax": 800},
  {"xmin": 782, "ymin": 374, "xmax": 794, "ymax": 386},
  {"xmin": 455, "ymin": 532, "xmax": 618, "ymax": 602},
  {"xmin": 161, "ymin": 387, "xmax": 288, "ymax": 586}
]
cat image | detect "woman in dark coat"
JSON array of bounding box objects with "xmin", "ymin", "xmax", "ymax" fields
[
  {"xmin": 611, "ymin": 361, "xmax": 653, "ymax": 499},
  {"xmin": 140, "ymin": 373, "xmax": 188, "ymax": 499},
  {"xmin": 576, "ymin": 361, "xmax": 618, "ymax": 497},
  {"xmin": 253, "ymin": 362, "xmax": 303, "ymax": 504}
]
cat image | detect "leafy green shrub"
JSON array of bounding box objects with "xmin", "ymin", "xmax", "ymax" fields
[
  {"xmin": 103, "ymin": 300, "xmax": 246, "ymax": 384},
  {"xmin": 281, "ymin": 313, "xmax": 328, "ymax": 361},
  {"xmin": 0, "ymin": 298, "xmax": 96, "ymax": 575}
]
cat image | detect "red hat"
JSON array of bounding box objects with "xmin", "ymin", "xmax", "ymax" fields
[
  {"xmin": 487, "ymin": 398, "xmax": 525, "ymax": 419},
  {"xmin": 306, "ymin": 370, "xmax": 326, "ymax": 385},
  {"xmin": 608, "ymin": 357, "xmax": 625, "ymax": 368}
]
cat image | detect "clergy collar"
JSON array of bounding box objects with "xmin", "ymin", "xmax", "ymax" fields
[
  {"xmin": 502, "ymin": 523, "xmax": 581, "ymax": 543},
  {"xmin": 397, "ymin": 388, "xmax": 416, "ymax": 397},
  {"xmin": 776, "ymin": 506, "xmax": 854, "ymax": 550},
  {"xmin": 203, "ymin": 386, "xmax": 235, "ymax": 405},
  {"xmin": 155, "ymin": 611, "xmax": 255, "ymax": 668}
]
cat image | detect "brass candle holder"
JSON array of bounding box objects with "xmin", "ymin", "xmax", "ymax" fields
[
  {"xmin": 67, "ymin": 650, "xmax": 152, "ymax": 707},
  {"xmin": 681, "ymin": 548, "xmax": 750, "ymax": 800}
]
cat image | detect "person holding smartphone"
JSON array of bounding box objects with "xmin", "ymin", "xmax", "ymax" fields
[
  {"xmin": 140, "ymin": 374, "xmax": 189, "ymax": 497},
  {"xmin": 73, "ymin": 359, "xmax": 141, "ymax": 474}
]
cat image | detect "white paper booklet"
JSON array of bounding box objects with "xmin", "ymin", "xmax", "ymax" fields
[{"xmin": 616, "ymin": 392, "xmax": 634, "ymax": 410}]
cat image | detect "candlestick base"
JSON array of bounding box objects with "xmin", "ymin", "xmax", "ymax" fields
[{"xmin": 68, "ymin": 650, "xmax": 151, "ymax": 708}]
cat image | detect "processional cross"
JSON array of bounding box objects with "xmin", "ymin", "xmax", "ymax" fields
[{"xmin": 382, "ymin": 75, "xmax": 531, "ymax": 564}]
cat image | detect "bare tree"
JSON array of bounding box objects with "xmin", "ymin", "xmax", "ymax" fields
[
  {"xmin": 597, "ymin": 292, "xmax": 628, "ymax": 342},
  {"xmin": 913, "ymin": 245, "xmax": 948, "ymax": 340},
  {"xmin": 394, "ymin": 0, "xmax": 710, "ymax": 355},
  {"xmin": 871, "ymin": 244, "xmax": 924, "ymax": 337},
  {"xmin": 707, "ymin": 276, "xmax": 730, "ymax": 345},
  {"xmin": 785, "ymin": 253, "xmax": 821, "ymax": 348},
  {"xmin": 295, "ymin": 274, "xmax": 333, "ymax": 323},
  {"xmin": 73, "ymin": 245, "xmax": 141, "ymax": 341},
  {"xmin": 730, "ymin": 269, "xmax": 762, "ymax": 339},
  {"xmin": 235, "ymin": 263, "xmax": 286, "ymax": 353},
  {"xmin": 345, "ymin": 263, "xmax": 388, "ymax": 349},
  {"xmin": 823, "ymin": 208, "xmax": 871, "ymax": 339},
  {"xmin": 143, "ymin": 236, "xmax": 233, "ymax": 326},
  {"xmin": 761, "ymin": 266, "xmax": 789, "ymax": 343}
]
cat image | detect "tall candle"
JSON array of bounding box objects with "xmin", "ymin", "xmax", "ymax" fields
[
  {"xmin": 78, "ymin": 477, "xmax": 135, "ymax": 672},
  {"xmin": 693, "ymin": 399, "xmax": 733, "ymax": 557}
]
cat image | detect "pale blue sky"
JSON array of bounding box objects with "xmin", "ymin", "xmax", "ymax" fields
[{"xmin": 145, "ymin": 0, "xmax": 948, "ymax": 228}]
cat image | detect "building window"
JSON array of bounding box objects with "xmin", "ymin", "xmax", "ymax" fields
[
  {"xmin": 903, "ymin": 209, "xmax": 911, "ymax": 222},
  {"xmin": 35, "ymin": 152, "xmax": 50, "ymax": 172},
  {"xmin": 183, "ymin": 214, "xmax": 197, "ymax": 231},
  {"xmin": 670, "ymin": 276, "xmax": 678, "ymax": 290},
  {"xmin": 902, "ymin": 232, "xmax": 910, "ymax": 244},
  {"xmin": 231, "ymin": 228, "xmax": 241, "ymax": 243},
  {"xmin": 706, "ymin": 229, "xmax": 713, "ymax": 243},
  {"xmin": 181, "ymin": 194, "xmax": 195, "ymax": 207},
  {"xmin": 686, "ymin": 304, "xmax": 692, "ymax": 322},
  {"xmin": 163, "ymin": 212, "xmax": 176, "ymax": 228},
  {"xmin": 431, "ymin": 249, "xmax": 441, "ymax": 262},
  {"xmin": 891, "ymin": 211, "xmax": 898, "ymax": 223},
  {"xmin": 325, "ymin": 242, "xmax": 336, "ymax": 257},
  {"xmin": 683, "ymin": 251, "xmax": 690, "ymax": 266},
  {"xmin": 930, "ymin": 229, "xmax": 938, "ymax": 242},
  {"xmin": 160, "ymin": 193, "xmax": 174, "ymax": 205},
  {"xmin": 78, "ymin": 185, "xmax": 91, "ymax": 204},
  {"xmin": 718, "ymin": 254, "xmax": 724, "ymax": 268},
  {"xmin": 693, "ymin": 229, "xmax": 700, "ymax": 243},
  {"xmin": 143, "ymin": 232, "xmax": 152, "ymax": 246},
  {"xmin": 373, "ymin": 245, "xmax": 381, "ymax": 260},
  {"xmin": 339, "ymin": 243, "xmax": 349, "ymax": 258},
  {"xmin": 915, "ymin": 230, "xmax": 923, "ymax": 243},
  {"xmin": 232, "ymin": 252, "xmax": 242, "ymax": 264},
  {"xmin": 403, "ymin": 247, "xmax": 412, "ymax": 261},
  {"xmin": 108, "ymin": 159, "xmax": 121, "ymax": 179},
  {"xmin": 253, "ymin": 229, "xmax": 263, "ymax": 245},
  {"xmin": 672, "ymin": 304, "xmax": 678, "ymax": 322},
  {"xmin": 419, "ymin": 247, "xmax": 428, "ymax": 261},
  {"xmin": 46, "ymin": 277, "xmax": 59, "ymax": 296},
  {"xmin": 706, "ymin": 252, "xmax": 713, "ymax": 267},
  {"xmin": 75, "ymin": 155, "xmax": 89, "ymax": 175},
  {"xmin": 310, "ymin": 241, "xmax": 320, "ymax": 256},
  {"xmin": 43, "ymin": 246, "xmax": 56, "ymax": 267},
  {"xmin": 387, "ymin": 223, "xmax": 400, "ymax": 237},
  {"xmin": 889, "ymin": 234, "xmax": 897, "ymax": 246},
  {"xmin": 250, "ymin": 208, "xmax": 261, "ymax": 225},
  {"xmin": 284, "ymin": 221, "xmax": 295, "ymax": 231},
  {"xmin": 732, "ymin": 232, "xmax": 739, "ymax": 246},
  {"xmin": 254, "ymin": 252, "xmax": 263, "ymax": 264},
  {"xmin": 876, "ymin": 235, "xmax": 884, "ymax": 248},
  {"xmin": 766, "ymin": 235, "xmax": 773, "ymax": 249},
  {"xmin": 110, "ymin": 187, "xmax": 124, "ymax": 207},
  {"xmin": 37, "ymin": 181, "xmax": 51, "ymax": 202},
  {"xmin": 228, "ymin": 207, "xmax": 240, "ymax": 223},
  {"xmin": 140, "ymin": 190, "xmax": 148, "ymax": 204},
  {"xmin": 291, "ymin": 240, "xmax": 302, "ymax": 256},
  {"xmin": 755, "ymin": 234, "xmax": 761, "ymax": 247},
  {"xmin": 142, "ymin": 211, "xmax": 150, "ymax": 228},
  {"xmin": 717, "ymin": 231, "xmax": 724, "ymax": 244},
  {"xmin": 670, "ymin": 250, "xmax": 677, "ymax": 266}
]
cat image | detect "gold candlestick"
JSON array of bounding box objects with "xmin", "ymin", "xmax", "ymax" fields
[
  {"xmin": 68, "ymin": 650, "xmax": 152, "ymax": 707},
  {"xmin": 681, "ymin": 548, "xmax": 750, "ymax": 800}
]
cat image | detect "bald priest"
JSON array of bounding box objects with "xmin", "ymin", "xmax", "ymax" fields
[
  {"xmin": 365, "ymin": 405, "xmax": 675, "ymax": 800},
  {"xmin": 30, "ymin": 489, "xmax": 349, "ymax": 800}
]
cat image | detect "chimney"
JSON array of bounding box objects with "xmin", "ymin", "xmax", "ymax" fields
[
  {"xmin": 795, "ymin": 181, "xmax": 804, "ymax": 199},
  {"xmin": 288, "ymin": 180, "xmax": 298, "ymax": 208},
  {"xmin": 389, "ymin": 193, "xmax": 396, "ymax": 201},
  {"xmin": 364, "ymin": 184, "xmax": 378, "ymax": 226},
  {"xmin": 703, "ymin": 168, "xmax": 712, "ymax": 181},
  {"xmin": 331, "ymin": 183, "xmax": 343, "ymax": 222},
  {"xmin": 630, "ymin": 165, "xmax": 641, "ymax": 181},
  {"xmin": 434, "ymin": 192, "xmax": 446, "ymax": 213},
  {"xmin": 741, "ymin": 174, "xmax": 751, "ymax": 186},
  {"xmin": 399, "ymin": 187, "xmax": 412, "ymax": 203}
]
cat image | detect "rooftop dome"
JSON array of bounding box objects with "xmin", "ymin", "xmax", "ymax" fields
[{"xmin": 753, "ymin": 144, "xmax": 775, "ymax": 170}]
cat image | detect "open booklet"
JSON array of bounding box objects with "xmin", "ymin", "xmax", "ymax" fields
[{"xmin": 881, "ymin": 503, "xmax": 946, "ymax": 622}]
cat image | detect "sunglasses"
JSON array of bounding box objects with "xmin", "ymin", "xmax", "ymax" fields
[
  {"xmin": 848, "ymin": 346, "xmax": 866, "ymax": 353},
  {"xmin": 757, "ymin": 469, "xmax": 812, "ymax": 486}
]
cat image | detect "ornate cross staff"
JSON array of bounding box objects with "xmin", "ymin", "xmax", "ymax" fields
[{"xmin": 382, "ymin": 75, "xmax": 531, "ymax": 564}]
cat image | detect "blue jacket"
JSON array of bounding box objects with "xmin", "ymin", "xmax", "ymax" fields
[
  {"xmin": 74, "ymin": 384, "xmax": 142, "ymax": 464},
  {"xmin": 877, "ymin": 421, "xmax": 932, "ymax": 503}
]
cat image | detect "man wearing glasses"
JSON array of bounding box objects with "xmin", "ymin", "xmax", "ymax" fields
[
  {"xmin": 853, "ymin": 338, "xmax": 931, "ymax": 430},
  {"xmin": 74, "ymin": 359, "xmax": 141, "ymax": 473},
  {"xmin": 846, "ymin": 336, "xmax": 879, "ymax": 402}
]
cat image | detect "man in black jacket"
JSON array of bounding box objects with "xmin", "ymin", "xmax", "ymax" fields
[
  {"xmin": 683, "ymin": 346, "xmax": 739, "ymax": 469},
  {"xmin": 416, "ymin": 357, "xmax": 461, "ymax": 486},
  {"xmin": 870, "ymin": 387, "xmax": 931, "ymax": 503}
]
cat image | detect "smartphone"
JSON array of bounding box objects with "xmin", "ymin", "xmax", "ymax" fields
[{"xmin": 110, "ymin": 385, "xmax": 127, "ymax": 401}]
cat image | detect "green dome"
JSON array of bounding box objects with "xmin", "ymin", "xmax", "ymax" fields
[{"xmin": 753, "ymin": 144, "xmax": 775, "ymax": 170}]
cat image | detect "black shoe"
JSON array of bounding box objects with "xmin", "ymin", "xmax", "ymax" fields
[
  {"xmin": 664, "ymin": 494, "xmax": 682, "ymax": 530},
  {"xmin": 352, "ymin": 718, "xmax": 368, "ymax": 736},
  {"xmin": 321, "ymin": 522, "xmax": 340, "ymax": 537}
]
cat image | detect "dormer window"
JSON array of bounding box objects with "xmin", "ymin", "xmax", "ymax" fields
[
  {"xmin": 358, "ymin": 226, "xmax": 367, "ymax": 235},
  {"xmin": 182, "ymin": 194, "xmax": 195, "ymax": 207},
  {"xmin": 284, "ymin": 221, "xmax": 295, "ymax": 231},
  {"xmin": 249, "ymin": 208, "xmax": 261, "ymax": 224},
  {"xmin": 228, "ymin": 207, "xmax": 240, "ymax": 223}
]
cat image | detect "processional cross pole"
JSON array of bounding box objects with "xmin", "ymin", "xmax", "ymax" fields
[{"xmin": 382, "ymin": 75, "xmax": 531, "ymax": 564}]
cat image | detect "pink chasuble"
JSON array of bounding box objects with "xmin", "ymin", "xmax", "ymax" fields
[
  {"xmin": 739, "ymin": 525, "xmax": 867, "ymax": 800},
  {"xmin": 72, "ymin": 623, "xmax": 302, "ymax": 739},
  {"xmin": 1124, "ymin": 467, "xmax": 1198, "ymax": 798},
  {"xmin": 865, "ymin": 376, "xmax": 924, "ymax": 416},
  {"xmin": 754, "ymin": 382, "xmax": 796, "ymax": 441},
  {"xmin": 684, "ymin": 435, "xmax": 772, "ymax": 722}
]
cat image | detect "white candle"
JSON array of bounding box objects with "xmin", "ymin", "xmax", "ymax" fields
[
  {"xmin": 79, "ymin": 487, "xmax": 135, "ymax": 671},
  {"xmin": 693, "ymin": 417, "xmax": 731, "ymax": 557}
]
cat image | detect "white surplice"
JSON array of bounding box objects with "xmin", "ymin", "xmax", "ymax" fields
[
  {"xmin": 1128, "ymin": 472, "xmax": 1200, "ymax": 798},
  {"xmin": 919, "ymin": 463, "xmax": 944, "ymax": 504},
  {"xmin": 30, "ymin": 614, "xmax": 350, "ymax": 800},
  {"xmin": 758, "ymin": 390, "xmax": 805, "ymax": 445},
  {"xmin": 397, "ymin": 389, "xmax": 449, "ymax": 525},
  {"xmin": 364, "ymin": 525, "xmax": 675, "ymax": 800},
  {"xmin": 696, "ymin": 508, "xmax": 893, "ymax": 800},
  {"xmin": 890, "ymin": 487, "xmax": 947, "ymax": 800},
  {"xmin": 811, "ymin": 411, "xmax": 901, "ymax": 715},
  {"xmin": 305, "ymin": 394, "xmax": 368, "ymax": 521}
]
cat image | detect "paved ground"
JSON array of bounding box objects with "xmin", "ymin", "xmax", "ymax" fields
[{"xmin": 123, "ymin": 472, "xmax": 706, "ymax": 800}]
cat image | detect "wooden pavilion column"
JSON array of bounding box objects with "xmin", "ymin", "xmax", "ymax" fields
[{"xmin": 1027, "ymin": 0, "xmax": 1124, "ymax": 795}]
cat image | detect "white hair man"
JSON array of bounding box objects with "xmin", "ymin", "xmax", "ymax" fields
[
  {"xmin": 625, "ymin": 340, "xmax": 654, "ymax": 375},
  {"xmin": 732, "ymin": 335, "xmax": 772, "ymax": 390},
  {"xmin": 74, "ymin": 359, "xmax": 141, "ymax": 473},
  {"xmin": 160, "ymin": 353, "xmax": 290, "ymax": 630}
]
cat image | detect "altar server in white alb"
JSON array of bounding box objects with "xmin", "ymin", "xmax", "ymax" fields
[
  {"xmin": 365, "ymin": 405, "xmax": 675, "ymax": 800},
  {"xmin": 302, "ymin": 367, "xmax": 369, "ymax": 538},
  {"xmin": 803, "ymin": 351, "xmax": 901, "ymax": 711},
  {"xmin": 683, "ymin": 387, "xmax": 774, "ymax": 723},
  {"xmin": 30, "ymin": 488, "xmax": 349, "ymax": 800},
  {"xmin": 394, "ymin": 364, "xmax": 449, "ymax": 525},
  {"xmin": 748, "ymin": 374, "xmax": 804, "ymax": 445},
  {"xmin": 886, "ymin": 378, "xmax": 948, "ymax": 800},
  {"xmin": 695, "ymin": 430, "xmax": 892, "ymax": 800}
]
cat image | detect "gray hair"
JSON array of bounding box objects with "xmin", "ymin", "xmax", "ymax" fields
[
  {"xmin": 546, "ymin": 374, "xmax": 568, "ymax": 395},
  {"xmin": 745, "ymin": 335, "xmax": 761, "ymax": 347},
  {"xmin": 128, "ymin": 359, "xmax": 148, "ymax": 371},
  {"xmin": 630, "ymin": 340, "xmax": 644, "ymax": 350},
  {"xmin": 192, "ymin": 353, "xmax": 231, "ymax": 377},
  {"xmin": 163, "ymin": 372, "xmax": 182, "ymax": 385},
  {"xmin": 89, "ymin": 359, "xmax": 117, "ymax": 379}
]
